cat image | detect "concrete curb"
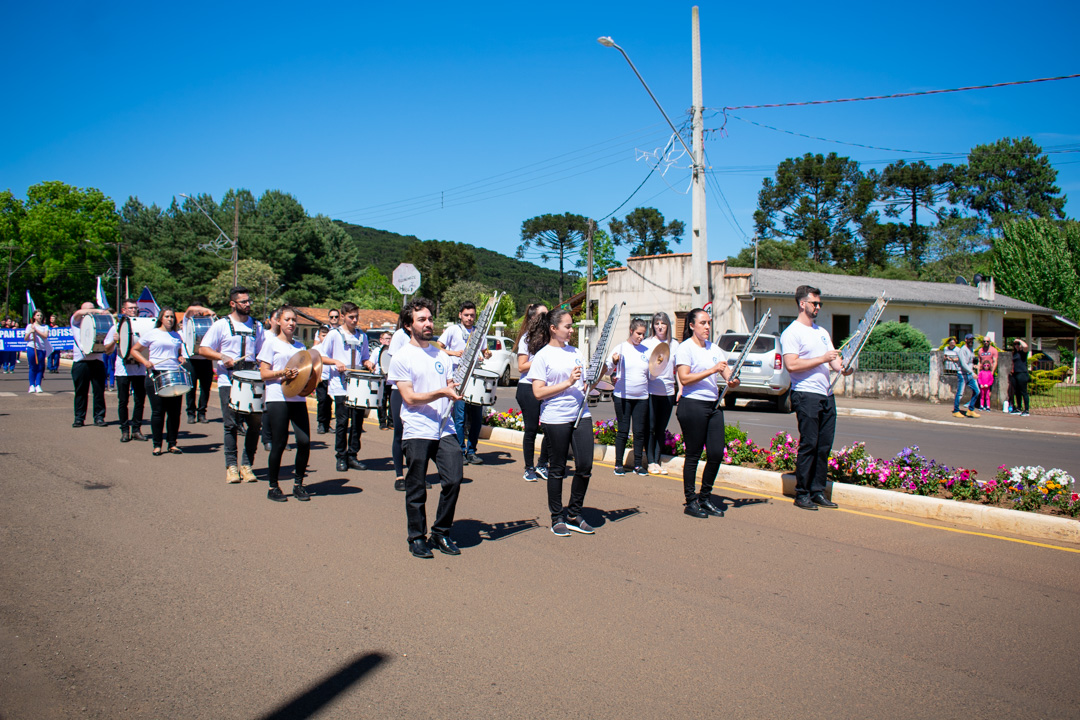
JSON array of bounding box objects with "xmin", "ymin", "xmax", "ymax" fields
[
  {"xmin": 836, "ymin": 407, "xmax": 1080, "ymax": 438},
  {"xmin": 478, "ymin": 425, "xmax": 1080, "ymax": 545}
]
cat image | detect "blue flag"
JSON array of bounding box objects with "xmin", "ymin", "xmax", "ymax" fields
[
  {"xmin": 136, "ymin": 287, "xmax": 160, "ymax": 319},
  {"xmin": 95, "ymin": 277, "xmax": 109, "ymax": 310}
]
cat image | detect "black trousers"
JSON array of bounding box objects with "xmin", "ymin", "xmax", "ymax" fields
[
  {"xmin": 543, "ymin": 421, "xmax": 594, "ymax": 524},
  {"xmin": 676, "ymin": 398, "xmax": 726, "ymax": 502},
  {"xmin": 377, "ymin": 381, "xmax": 392, "ymax": 427},
  {"xmin": 613, "ymin": 395, "xmax": 648, "ymax": 469},
  {"xmin": 1011, "ymin": 373, "xmax": 1030, "ymax": 413},
  {"xmin": 647, "ymin": 393, "xmax": 675, "ymax": 466},
  {"xmin": 116, "ymin": 375, "xmax": 146, "ymax": 429},
  {"xmin": 516, "ymin": 382, "xmax": 550, "ymax": 469},
  {"xmin": 316, "ymin": 380, "xmax": 333, "ymax": 428},
  {"xmin": 403, "ymin": 436, "xmax": 463, "ymax": 542},
  {"xmin": 220, "ymin": 385, "xmax": 261, "ymax": 468},
  {"xmin": 334, "ymin": 396, "xmax": 364, "ymax": 460},
  {"xmin": 265, "ymin": 401, "xmax": 310, "ymax": 486},
  {"xmin": 185, "ymin": 358, "xmax": 213, "ymax": 417},
  {"xmin": 791, "ymin": 391, "xmax": 836, "ymax": 499},
  {"xmin": 391, "ymin": 388, "xmax": 405, "ymax": 477},
  {"xmin": 72, "ymin": 360, "xmax": 107, "ymax": 424},
  {"xmin": 145, "ymin": 374, "xmax": 182, "ymax": 448}
]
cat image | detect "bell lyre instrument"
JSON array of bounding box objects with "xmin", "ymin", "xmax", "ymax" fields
[
  {"xmin": 831, "ymin": 292, "xmax": 889, "ymax": 389},
  {"xmin": 436, "ymin": 292, "xmax": 503, "ymax": 435},
  {"xmin": 716, "ymin": 309, "xmax": 771, "ymax": 409},
  {"xmin": 573, "ymin": 302, "xmax": 625, "ymax": 428}
]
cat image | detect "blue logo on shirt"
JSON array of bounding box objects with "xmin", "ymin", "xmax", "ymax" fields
[
  {"xmin": 575, "ymin": 358, "xmax": 583, "ymax": 366},
  {"xmin": 435, "ymin": 361, "xmax": 445, "ymax": 374},
  {"xmin": 640, "ymin": 353, "xmax": 648, "ymax": 362}
]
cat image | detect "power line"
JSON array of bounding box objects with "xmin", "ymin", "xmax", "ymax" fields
[{"xmin": 711, "ymin": 113, "xmax": 957, "ymax": 155}]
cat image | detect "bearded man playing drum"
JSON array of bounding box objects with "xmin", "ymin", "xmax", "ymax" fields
[
  {"xmin": 198, "ymin": 287, "xmax": 265, "ymax": 484},
  {"xmin": 69, "ymin": 301, "xmax": 111, "ymax": 428},
  {"xmin": 321, "ymin": 301, "xmax": 376, "ymax": 473}
]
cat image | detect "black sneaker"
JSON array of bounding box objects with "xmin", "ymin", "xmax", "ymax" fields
[
  {"xmin": 565, "ymin": 516, "xmax": 595, "ymax": 534},
  {"xmin": 187, "ymin": 414, "xmax": 197, "ymax": 425},
  {"xmin": 292, "ymin": 484, "xmax": 311, "ymax": 502},
  {"xmin": 794, "ymin": 496, "xmax": 818, "ymax": 511},
  {"xmin": 394, "ymin": 477, "xmax": 406, "ymax": 492},
  {"xmin": 465, "ymin": 453, "xmax": 483, "ymax": 465},
  {"xmin": 198, "ymin": 411, "xmax": 208, "ymax": 424},
  {"xmin": 72, "ymin": 421, "xmax": 84, "ymax": 428},
  {"xmin": 634, "ymin": 466, "xmax": 648, "ymax": 476},
  {"xmin": 267, "ymin": 486, "xmax": 287, "ymax": 502},
  {"xmin": 93, "ymin": 420, "xmax": 107, "ymax": 427},
  {"xmin": 684, "ymin": 499, "xmax": 708, "ymax": 518},
  {"xmin": 613, "ymin": 466, "xmax": 626, "ymax": 476},
  {"xmin": 700, "ymin": 497, "xmax": 725, "ymax": 517},
  {"xmin": 550, "ymin": 521, "xmax": 571, "ymax": 537}
]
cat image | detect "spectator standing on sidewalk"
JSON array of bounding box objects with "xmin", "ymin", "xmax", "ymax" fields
[
  {"xmin": 1009, "ymin": 339, "xmax": 1031, "ymax": 416},
  {"xmin": 977, "ymin": 338, "xmax": 999, "ymax": 411},
  {"xmin": 952, "ymin": 334, "xmax": 981, "ymax": 419}
]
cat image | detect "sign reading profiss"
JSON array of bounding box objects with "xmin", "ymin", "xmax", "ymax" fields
[{"xmin": 392, "ymin": 263, "xmax": 421, "ymax": 296}]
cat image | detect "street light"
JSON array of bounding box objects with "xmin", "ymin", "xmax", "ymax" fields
[
  {"xmin": 596, "ymin": 36, "xmax": 696, "ymax": 162},
  {"xmin": 180, "ymin": 193, "xmax": 239, "ymax": 286}
]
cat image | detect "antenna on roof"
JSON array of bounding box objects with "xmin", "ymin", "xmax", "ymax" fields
[{"xmin": 955, "ymin": 276, "xmax": 969, "ymax": 286}]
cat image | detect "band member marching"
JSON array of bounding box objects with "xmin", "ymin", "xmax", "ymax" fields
[
  {"xmin": 198, "ymin": 287, "xmax": 265, "ymax": 484},
  {"xmin": 387, "ymin": 298, "xmax": 465, "ymax": 559},
  {"xmin": 386, "ymin": 309, "xmax": 412, "ymax": 492},
  {"xmin": 102, "ymin": 298, "xmax": 148, "ymax": 442},
  {"xmin": 515, "ymin": 303, "xmax": 550, "ymax": 482},
  {"xmin": 69, "ymin": 301, "xmax": 111, "ymax": 427},
  {"xmin": 607, "ymin": 318, "xmax": 651, "ymax": 476},
  {"xmin": 438, "ymin": 301, "xmax": 487, "ymax": 465},
  {"xmin": 129, "ymin": 307, "xmax": 187, "ymax": 456},
  {"xmin": 643, "ymin": 312, "xmax": 679, "ymax": 475},
  {"xmin": 674, "ymin": 308, "xmax": 739, "ymax": 519},
  {"xmin": 321, "ymin": 302, "xmax": 376, "ymax": 473},
  {"xmin": 316, "ymin": 309, "xmax": 341, "ymax": 434},
  {"xmin": 529, "ymin": 308, "xmax": 596, "ymax": 537},
  {"xmin": 257, "ymin": 306, "xmax": 312, "ymax": 502},
  {"xmin": 373, "ymin": 331, "xmax": 393, "ymax": 430},
  {"xmin": 182, "ymin": 306, "xmax": 216, "ymax": 425}
]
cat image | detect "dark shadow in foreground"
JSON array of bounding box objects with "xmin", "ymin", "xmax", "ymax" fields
[
  {"xmin": 451, "ymin": 518, "xmax": 542, "ymax": 548},
  {"xmin": 712, "ymin": 495, "xmax": 770, "ymax": 512},
  {"xmin": 579, "ymin": 506, "xmax": 643, "ymax": 529},
  {"xmin": 257, "ymin": 651, "xmax": 388, "ymax": 720},
  {"xmin": 304, "ymin": 477, "xmax": 363, "ymax": 496}
]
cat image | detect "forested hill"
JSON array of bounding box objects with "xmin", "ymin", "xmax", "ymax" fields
[{"xmin": 334, "ymin": 220, "xmax": 567, "ymax": 310}]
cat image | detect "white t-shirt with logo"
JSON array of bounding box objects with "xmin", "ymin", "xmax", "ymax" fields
[
  {"xmin": 139, "ymin": 329, "xmax": 184, "ymax": 372},
  {"xmin": 780, "ymin": 320, "xmax": 834, "ymax": 396},
  {"xmin": 385, "ymin": 328, "xmax": 411, "ymax": 388},
  {"xmin": 517, "ymin": 335, "xmax": 536, "ymax": 385},
  {"xmin": 103, "ymin": 323, "xmax": 146, "ymax": 378},
  {"xmin": 606, "ymin": 340, "xmax": 651, "ymax": 400},
  {"xmin": 675, "ymin": 339, "xmax": 726, "ymax": 402},
  {"xmin": 257, "ymin": 336, "xmax": 307, "ymax": 403},
  {"xmin": 530, "ymin": 344, "xmax": 589, "ymax": 425},
  {"xmin": 643, "ymin": 336, "xmax": 678, "ymax": 396},
  {"xmin": 200, "ymin": 316, "xmax": 264, "ymax": 387},
  {"xmin": 387, "ymin": 342, "xmax": 456, "ymax": 441},
  {"xmin": 323, "ymin": 327, "xmax": 371, "ymax": 397},
  {"xmin": 438, "ymin": 323, "xmax": 472, "ymax": 372}
]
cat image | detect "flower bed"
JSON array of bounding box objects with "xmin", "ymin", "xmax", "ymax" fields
[{"xmin": 483, "ymin": 405, "xmax": 1078, "ymax": 519}]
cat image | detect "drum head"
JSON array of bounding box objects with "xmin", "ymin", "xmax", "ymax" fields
[
  {"xmin": 79, "ymin": 315, "xmax": 113, "ymax": 354},
  {"xmin": 232, "ymin": 370, "xmax": 263, "ymax": 381},
  {"xmin": 471, "ymin": 369, "xmax": 499, "ymax": 380},
  {"xmin": 594, "ymin": 380, "xmax": 615, "ymax": 392},
  {"xmin": 379, "ymin": 348, "xmax": 391, "ymax": 374},
  {"xmin": 117, "ymin": 317, "xmax": 134, "ymax": 361}
]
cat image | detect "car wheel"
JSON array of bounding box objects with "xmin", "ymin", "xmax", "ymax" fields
[
  {"xmin": 775, "ymin": 390, "xmax": 792, "ymax": 413},
  {"xmin": 500, "ymin": 365, "xmax": 511, "ymax": 386},
  {"xmin": 724, "ymin": 394, "xmax": 736, "ymax": 409}
]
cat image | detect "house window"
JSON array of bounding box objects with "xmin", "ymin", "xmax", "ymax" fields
[
  {"xmin": 949, "ymin": 324, "xmax": 973, "ymax": 342},
  {"xmin": 778, "ymin": 316, "xmax": 797, "ymax": 333},
  {"xmin": 832, "ymin": 315, "xmax": 851, "ymax": 345},
  {"xmin": 899, "ymin": 315, "xmax": 909, "ymax": 324}
]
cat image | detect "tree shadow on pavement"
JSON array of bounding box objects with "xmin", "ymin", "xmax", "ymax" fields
[
  {"xmin": 305, "ymin": 477, "xmax": 363, "ymax": 496},
  {"xmin": 579, "ymin": 506, "xmax": 643, "ymax": 530},
  {"xmin": 451, "ymin": 518, "xmax": 542, "ymax": 548},
  {"xmin": 178, "ymin": 441, "xmax": 222, "ymax": 455},
  {"xmin": 258, "ymin": 651, "xmax": 388, "ymax": 720}
]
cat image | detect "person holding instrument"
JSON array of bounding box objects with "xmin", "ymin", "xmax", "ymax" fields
[
  {"xmin": 529, "ymin": 308, "xmax": 595, "ymax": 537},
  {"xmin": 515, "ymin": 303, "xmax": 551, "ymax": 482},
  {"xmin": 643, "ymin": 312, "xmax": 679, "ymax": 475},
  {"xmin": 321, "ymin": 302, "xmax": 376, "ymax": 473},
  {"xmin": 257, "ymin": 306, "xmax": 312, "ymax": 502},
  {"xmin": 674, "ymin": 308, "xmax": 738, "ymax": 519},
  {"xmin": 23, "ymin": 309, "xmax": 49, "ymax": 394},
  {"xmin": 102, "ymin": 298, "xmax": 148, "ymax": 443},
  {"xmin": 129, "ymin": 307, "xmax": 186, "ymax": 456},
  {"xmin": 606, "ymin": 318, "xmax": 651, "ymax": 476}
]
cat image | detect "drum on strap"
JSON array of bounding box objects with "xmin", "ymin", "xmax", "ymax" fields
[
  {"xmin": 117, "ymin": 316, "xmax": 157, "ymax": 363},
  {"xmin": 345, "ymin": 370, "xmax": 385, "ymax": 409},
  {"xmin": 152, "ymin": 367, "xmax": 193, "ymax": 398},
  {"xmin": 182, "ymin": 316, "xmax": 215, "ymax": 356},
  {"xmin": 78, "ymin": 315, "xmax": 116, "ymax": 355},
  {"xmin": 228, "ymin": 370, "xmax": 265, "ymax": 414},
  {"xmin": 378, "ymin": 347, "xmax": 391, "ymax": 375},
  {"xmin": 595, "ymin": 379, "xmax": 615, "ymax": 403},
  {"xmin": 462, "ymin": 368, "xmax": 499, "ymax": 407},
  {"xmin": 587, "ymin": 389, "xmax": 601, "ymax": 407}
]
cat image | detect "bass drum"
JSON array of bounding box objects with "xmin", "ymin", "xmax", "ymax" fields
[
  {"xmin": 152, "ymin": 367, "xmax": 193, "ymax": 398},
  {"xmin": 78, "ymin": 315, "xmax": 116, "ymax": 355},
  {"xmin": 117, "ymin": 316, "xmax": 157, "ymax": 362},
  {"xmin": 463, "ymin": 369, "xmax": 499, "ymax": 407},
  {"xmin": 182, "ymin": 316, "xmax": 215, "ymax": 356}
]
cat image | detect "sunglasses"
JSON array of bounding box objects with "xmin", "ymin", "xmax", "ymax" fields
[{"xmin": 804, "ymin": 301, "xmax": 822, "ymax": 308}]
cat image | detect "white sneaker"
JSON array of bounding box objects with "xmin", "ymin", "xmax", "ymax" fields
[
  {"xmin": 36, "ymin": 386, "xmax": 43, "ymax": 393},
  {"xmin": 28, "ymin": 386, "xmax": 34, "ymax": 393}
]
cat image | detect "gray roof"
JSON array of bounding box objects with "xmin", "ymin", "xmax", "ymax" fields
[{"xmin": 729, "ymin": 267, "xmax": 1060, "ymax": 315}]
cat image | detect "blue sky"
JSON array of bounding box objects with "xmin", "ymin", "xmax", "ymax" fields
[{"xmin": 3, "ymin": 1, "xmax": 1078, "ymax": 272}]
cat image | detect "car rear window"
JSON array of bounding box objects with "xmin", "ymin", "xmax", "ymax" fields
[{"xmin": 717, "ymin": 334, "xmax": 775, "ymax": 353}]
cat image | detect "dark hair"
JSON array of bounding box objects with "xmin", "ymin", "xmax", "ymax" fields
[
  {"xmin": 340, "ymin": 301, "xmax": 359, "ymax": 315},
  {"xmin": 402, "ymin": 297, "xmax": 436, "ymax": 328},
  {"xmin": 277, "ymin": 305, "xmax": 297, "ymax": 321},
  {"xmin": 682, "ymin": 308, "xmax": 709, "ymax": 341},
  {"xmin": 459, "ymin": 300, "xmax": 477, "ymax": 314},
  {"xmin": 516, "ymin": 302, "xmax": 548, "ymax": 346},
  {"xmin": 629, "ymin": 318, "xmax": 648, "ymax": 337},
  {"xmin": 795, "ymin": 285, "xmax": 821, "ymax": 305},
  {"xmin": 651, "ymin": 312, "xmax": 673, "ymax": 341},
  {"xmin": 528, "ymin": 308, "xmax": 572, "ymax": 356},
  {"xmin": 121, "ymin": 297, "xmax": 138, "ymax": 308},
  {"xmin": 229, "ymin": 286, "xmax": 249, "ymax": 302},
  {"xmin": 155, "ymin": 306, "xmax": 177, "ymax": 330}
]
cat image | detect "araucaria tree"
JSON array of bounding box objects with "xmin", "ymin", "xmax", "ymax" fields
[
  {"xmin": 754, "ymin": 153, "xmax": 875, "ymax": 269},
  {"xmin": 608, "ymin": 207, "xmax": 684, "ymax": 257},
  {"xmin": 517, "ymin": 212, "xmax": 591, "ymax": 303}
]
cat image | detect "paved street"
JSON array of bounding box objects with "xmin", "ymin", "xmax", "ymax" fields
[{"xmin": 2, "ymin": 367, "xmax": 1079, "ymax": 719}]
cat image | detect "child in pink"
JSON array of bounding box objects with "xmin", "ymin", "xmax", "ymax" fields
[{"xmin": 977, "ymin": 360, "xmax": 994, "ymax": 410}]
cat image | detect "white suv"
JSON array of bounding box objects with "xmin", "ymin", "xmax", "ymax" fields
[
  {"xmin": 715, "ymin": 332, "xmax": 792, "ymax": 412},
  {"xmin": 479, "ymin": 335, "xmax": 520, "ymax": 386}
]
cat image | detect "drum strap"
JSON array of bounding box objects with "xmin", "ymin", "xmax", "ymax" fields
[
  {"xmin": 228, "ymin": 318, "xmax": 256, "ymax": 364},
  {"xmin": 338, "ymin": 327, "xmax": 364, "ymax": 369}
]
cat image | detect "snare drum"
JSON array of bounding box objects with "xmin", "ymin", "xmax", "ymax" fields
[
  {"xmin": 587, "ymin": 389, "xmax": 601, "ymax": 407},
  {"xmin": 78, "ymin": 314, "xmax": 116, "ymax": 355},
  {"xmin": 152, "ymin": 368, "xmax": 193, "ymax": 398},
  {"xmin": 463, "ymin": 369, "xmax": 499, "ymax": 406},
  {"xmin": 345, "ymin": 370, "xmax": 385, "ymax": 409},
  {"xmin": 182, "ymin": 316, "xmax": 215, "ymax": 356},
  {"xmin": 228, "ymin": 370, "xmax": 265, "ymax": 414},
  {"xmin": 595, "ymin": 380, "xmax": 615, "ymax": 403}
]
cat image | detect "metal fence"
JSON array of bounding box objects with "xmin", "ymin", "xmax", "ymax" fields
[{"xmin": 855, "ymin": 351, "xmax": 932, "ymax": 374}]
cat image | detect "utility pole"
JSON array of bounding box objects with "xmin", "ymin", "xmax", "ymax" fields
[
  {"xmin": 232, "ymin": 195, "xmax": 240, "ymax": 286},
  {"xmin": 690, "ymin": 6, "xmax": 709, "ymax": 311},
  {"xmin": 585, "ymin": 219, "xmax": 595, "ymax": 322},
  {"xmin": 3, "ymin": 245, "xmax": 14, "ymax": 319},
  {"xmin": 115, "ymin": 241, "xmax": 122, "ymax": 310}
]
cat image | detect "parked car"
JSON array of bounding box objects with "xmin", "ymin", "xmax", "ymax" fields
[
  {"xmin": 479, "ymin": 335, "xmax": 520, "ymax": 386},
  {"xmin": 715, "ymin": 332, "xmax": 792, "ymax": 412}
]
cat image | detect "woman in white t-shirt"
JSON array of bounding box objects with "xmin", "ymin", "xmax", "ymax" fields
[
  {"xmin": 606, "ymin": 318, "xmax": 651, "ymax": 476},
  {"xmin": 514, "ymin": 302, "xmax": 550, "ymax": 482},
  {"xmin": 643, "ymin": 312, "xmax": 678, "ymax": 475},
  {"xmin": 130, "ymin": 307, "xmax": 186, "ymax": 456},
  {"xmin": 387, "ymin": 313, "xmax": 412, "ymax": 490},
  {"xmin": 257, "ymin": 306, "xmax": 312, "ymax": 503},
  {"xmin": 674, "ymin": 308, "xmax": 739, "ymax": 519},
  {"xmin": 530, "ymin": 308, "xmax": 595, "ymax": 537},
  {"xmin": 23, "ymin": 309, "xmax": 49, "ymax": 393}
]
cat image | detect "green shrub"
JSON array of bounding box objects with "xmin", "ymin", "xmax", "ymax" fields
[
  {"xmin": 861, "ymin": 321, "xmax": 932, "ymax": 353},
  {"xmin": 725, "ymin": 423, "xmax": 747, "ymax": 444}
]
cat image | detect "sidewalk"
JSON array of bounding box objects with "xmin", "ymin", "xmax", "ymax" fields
[{"xmin": 833, "ymin": 396, "xmax": 1080, "ymax": 438}]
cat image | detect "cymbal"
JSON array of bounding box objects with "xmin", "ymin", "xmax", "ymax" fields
[
  {"xmin": 283, "ymin": 349, "xmax": 313, "ymax": 398},
  {"xmin": 301, "ymin": 348, "xmax": 322, "ymax": 397},
  {"xmin": 648, "ymin": 343, "xmax": 670, "ymax": 378}
]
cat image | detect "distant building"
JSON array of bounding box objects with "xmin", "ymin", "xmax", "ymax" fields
[{"xmin": 291, "ymin": 306, "xmax": 398, "ymax": 346}]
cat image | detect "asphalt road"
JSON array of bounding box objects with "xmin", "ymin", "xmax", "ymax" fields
[{"xmin": 2, "ymin": 369, "xmax": 1079, "ymax": 719}]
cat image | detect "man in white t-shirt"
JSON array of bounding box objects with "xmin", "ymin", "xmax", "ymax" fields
[
  {"xmin": 780, "ymin": 285, "xmax": 852, "ymax": 511},
  {"xmin": 388, "ymin": 297, "xmax": 464, "ymax": 559},
  {"xmin": 321, "ymin": 302, "xmax": 375, "ymax": 473},
  {"xmin": 438, "ymin": 301, "xmax": 487, "ymax": 465},
  {"xmin": 70, "ymin": 301, "xmax": 111, "ymax": 427}
]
